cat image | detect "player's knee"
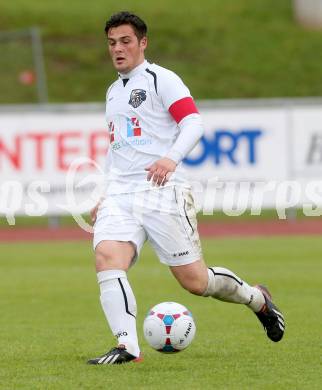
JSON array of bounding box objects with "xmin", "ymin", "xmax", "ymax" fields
[{"xmin": 94, "ymin": 241, "xmax": 134, "ymax": 271}]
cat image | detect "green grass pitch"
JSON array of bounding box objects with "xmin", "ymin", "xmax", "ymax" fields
[
  {"xmin": 2, "ymin": 0, "xmax": 322, "ymax": 103},
  {"xmin": 0, "ymin": 237, "xmax": 321, "ymax": 389}
]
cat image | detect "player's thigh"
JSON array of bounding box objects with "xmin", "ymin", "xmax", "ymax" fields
[
  {"xmin": 93, "ymin": 196, "xmax": 147, "ymax": 271},
  {"xmin": 95, "ymin": 240, "xmax": 136, "ymax": 272},
  {"xmin": 170, "ymin": 259, "xmax": 208, "ymax": 295},
  {"xmin": 144, "ymin": 186, "xmax": 202, "ymax": 267}
]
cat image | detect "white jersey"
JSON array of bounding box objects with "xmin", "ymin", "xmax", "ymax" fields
[{"xmin": 104, "ymin": 60, "xmax": 198, "ymax": 194}]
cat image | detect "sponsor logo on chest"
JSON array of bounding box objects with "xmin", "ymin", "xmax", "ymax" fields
[{"xmin": 127, "ymin": 117, "xmax": 141, "ymax": 137}]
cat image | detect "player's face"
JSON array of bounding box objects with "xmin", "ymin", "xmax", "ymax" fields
[{"xmin": 107, "ymin": 24, "xmax": 147, "ymax": 74}]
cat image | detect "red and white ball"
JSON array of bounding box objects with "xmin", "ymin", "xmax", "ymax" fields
[{"xmin": 143, "ymin": 302, "xmax": 196, "ymax": 352}]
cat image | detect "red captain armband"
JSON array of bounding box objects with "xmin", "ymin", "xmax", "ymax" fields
[{"xmin": 168, "ymin": 97, "xmax": 199, "ymax": 124}]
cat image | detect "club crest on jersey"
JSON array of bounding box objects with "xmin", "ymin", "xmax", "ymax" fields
[{"xmin": 128, "ymin": 89, "xmax": 146, "ymax": 108}]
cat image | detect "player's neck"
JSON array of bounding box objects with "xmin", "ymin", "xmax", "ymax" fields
[{"xmin": 118, "ymin": 59, "xmax": 148, "ymax": 79}]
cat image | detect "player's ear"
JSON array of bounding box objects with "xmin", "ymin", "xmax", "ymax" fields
[{"xmin": 140, "ymin": 36, "xmax": 148, "ymax": 50}]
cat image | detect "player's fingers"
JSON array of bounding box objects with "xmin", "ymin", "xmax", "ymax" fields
[
  {"xmin": 152, "ymin": 168, "xmax": 163, "ymax": 185},
  {"xmin": 149, "ymin": 168, "xmax": 158, "ymax": 183},
  {"xmin": 153, "ymin": 172, "xmax": 160, "ymax": 185},
  {"xmin": 147, "ymin": 166, "xmax": 156, "ymax": 181},
  {"xmin": 161, "ymin": 175, "xmax": 168, "ymax": 186},
  {"xmin": 161, "ymin": 171, "xmax": 172, "ymax": 186},
  {"xmin": 156, "ymin": 174, "xmax": 164, "ymax": 186},
  {"xmin": 156, "ymin": 170, "xmax": 167, "ymax": 186}
]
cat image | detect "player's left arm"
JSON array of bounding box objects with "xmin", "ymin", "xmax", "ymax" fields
[{"xmin": 145, "ymin": 97, "xmax": 204, "ymax": 186}]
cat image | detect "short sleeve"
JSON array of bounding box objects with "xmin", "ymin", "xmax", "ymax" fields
[
  {"xmin": 158, "ymin": 70, "xmax": 191, "ymax": 110},
  {"xmin": 158, "ymin": 70, "xmax": 199, "ymax": 123}
]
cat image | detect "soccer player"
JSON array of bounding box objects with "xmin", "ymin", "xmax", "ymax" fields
[{"xmin": 87, "ymin": 11, "xmax": 285, "ymax": 365}]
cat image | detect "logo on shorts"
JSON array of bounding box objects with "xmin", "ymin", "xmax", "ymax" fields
[
  {"xmin": 173, "ymin": 250, "xmax": 189, "ymax": 257},
  {"xmin": 116, "ymin": 331, "xmax": 128, "ymax": 338},
  {"xmin": 128, "ymin": 89, "xmax": 146, "ymax": 108}
]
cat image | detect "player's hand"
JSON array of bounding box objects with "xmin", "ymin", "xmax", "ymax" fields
[
  {"xmin": 145, "ymin": 158, "xmax": 177, "ymax": 186},
  {"xmin": 90, "ymin": 198, "xmax": 103, "ymax": 224}
]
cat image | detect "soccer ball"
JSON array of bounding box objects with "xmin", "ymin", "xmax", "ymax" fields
[{"xmin": 143, "ymin": 302, "xmax": 196, "ymax": 353}]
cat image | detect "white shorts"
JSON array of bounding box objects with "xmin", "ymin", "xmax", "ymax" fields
[{"xmin": 93, "ymin": 186, "xmax": 202, "ymax": 266}]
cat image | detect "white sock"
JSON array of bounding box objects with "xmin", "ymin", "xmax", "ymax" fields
[
  {"xmin": 203, "ymin": 267, "xmax": 265, "ymax": 312},
  {"xmin": 97, "ymin": 270, "xmax": 140, "ymax": 357}
]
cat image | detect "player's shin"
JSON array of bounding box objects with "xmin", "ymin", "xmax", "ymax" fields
[
  {"xmin": 203, "ymin": 267, "xmax": 265, "ymax": 312},
  {"xmin": 97, "ymin": 270, "xmax": 140, "ymax": 357}
]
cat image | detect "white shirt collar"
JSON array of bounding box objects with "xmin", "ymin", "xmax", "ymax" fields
[{"xmin": 118, "ymin": 59, "xmax": 149, "ymax": 79}]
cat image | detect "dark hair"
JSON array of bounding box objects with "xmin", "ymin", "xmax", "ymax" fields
[{"xmin": 104, "ymin": 11, "xmax": 147, "ymax": 40}]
